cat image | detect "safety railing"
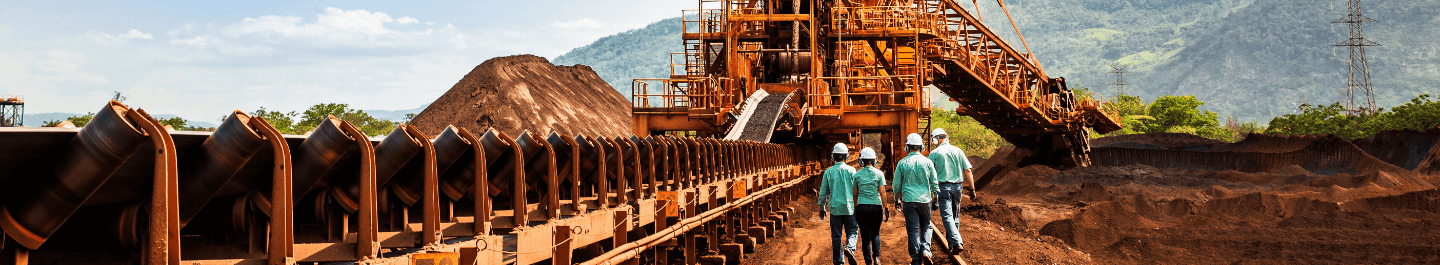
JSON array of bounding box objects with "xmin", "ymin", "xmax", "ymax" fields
[
  {"xmin": 670, "ymin": 52, "xmax": 706, "ymax": 76},
  {"xmin": 682, "ymin": 8, "xmax": 726, "ymax": 36},
  {"xmin": 829, "ymin": 4, "xmax": 942, "ymax": 34},
  {"xmin": 0, "ymin": 94, "xmax": 21, "ymax": 103},
  {"xmin": 633, "ymin": 77, "xmax": 737, "ymax": 111},
  {"xmin": 632, "ymin": 78, "xmax": 692, "ymax": 110},
  {"xmin": 809, "ymin": 75, "xmax": 925, "ymax": 110}
]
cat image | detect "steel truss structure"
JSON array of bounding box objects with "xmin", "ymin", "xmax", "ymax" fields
[{"xmin": 632, "ymin": 0, "xmax": 1121, "ymax": 169}]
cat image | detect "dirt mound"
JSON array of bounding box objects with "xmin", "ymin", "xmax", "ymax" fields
[
  {"xmin": 988, "ymin": 131, "xmax": 1440, "ymax": 264},
  {"xmin": 1036, "ymin": 189, "xmax": 1440, "ymax": 264},
  {"xmin": 1351, "ymin": 128, "xmax": 1440, "ymax": 185},
  {"xmin": 1351, "ymin": 128, "xmax": 1440, "ymax": 170},
  {"xmin": 961, "ymin": 202, "xmax": 1030, "ymax": 233},
  {"xmin": 1090, "ymin": 136, "xmax": 1435, "ymax": 192},
  {"xmin": 1207, "ymin": 133, "xmax": 1331, "ymax": 153},
  {"xmin": 1090, "ymin": 133, "xmax": 1225, "ymax": 150},
  {"xmin": 409, "ymin": 55, "xmax": 632, "ymax": 138}
]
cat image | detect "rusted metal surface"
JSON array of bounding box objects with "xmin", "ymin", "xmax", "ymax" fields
[
  {"xmin": 632, "ymin": 0, "xmax": 1122, "ymax": 169},
  {"xmin": 1, "ymin": 100, "xmax": 828, "ymax": 265},
  {"xmin": 1, "ymin": 101, "xmax": 147, "ymax": 250}
]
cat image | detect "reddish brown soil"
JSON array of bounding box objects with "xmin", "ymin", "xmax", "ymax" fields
[
  {"xmin": 978, "ymin": 131, "xmax": 1440, "ymax": 264},
  {"xmin": 748, "ymin": 195, "xmax": 1092, "ymax": 265},
  {"xmin": 409, "ymin": 55, "xmax": 632, "ymax": 138},
  {"xmin": 1090, "ymin": 133, "xmax": 1225, "ymax": 150}
]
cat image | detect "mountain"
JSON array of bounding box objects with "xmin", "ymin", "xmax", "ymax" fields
[
  {"xmin": 363, "ymin": 104, "xmax": 427, "ymax": 122},
  {"xmin": 552, "ymin": 0, "xmax": 1440, "ymax": 121},
  {"xmin": 20, "ymin": 112, "xmax": 218, "ymax": 128},
  {"xmin": 552, "ymin": 17, "xmax": 683, "ymax": 99}
]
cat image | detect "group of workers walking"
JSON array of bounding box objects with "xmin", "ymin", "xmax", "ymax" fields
[{"xmin": 817, "ymin": 129, "xmax": 975, "ymax": 265}]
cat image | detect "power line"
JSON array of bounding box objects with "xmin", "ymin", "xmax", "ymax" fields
[
  {"xmin": 1107, "ymin": 63, "xmax": 1130, "ymax": 97},
  {"xmin": 1332, "ymin": 0, "xmax": 1380, "ymax": 114}
]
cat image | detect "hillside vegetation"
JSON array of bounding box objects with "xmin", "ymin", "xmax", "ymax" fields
[{"xmin": 554, "ymin": 0, "xmax": 1440, "ymax": 121}]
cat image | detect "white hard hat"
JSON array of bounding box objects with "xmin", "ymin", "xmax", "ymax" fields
[
  {"xmin": 931, "ymin": 128, "xmax": 947, "ymax": 137},
  {"xmin": 859, "ymin": 147, "xmax": 877, "ymax": 159},
  {"xmin": 832, "ymin": 143, "xmax": 849, "ymax": 154},
  {"xmin": 906, "ymin": 133, "xmax": 924, "ymax": 146}
]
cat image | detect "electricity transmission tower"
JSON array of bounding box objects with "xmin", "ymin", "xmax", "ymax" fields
[
  {"xmin": 1333, "ymin": 0, "xmax": 1379, "ymax": 114},
  {"xmin": 1107, "ymin": 63, "xmax": 1130, "ymax": 97}
]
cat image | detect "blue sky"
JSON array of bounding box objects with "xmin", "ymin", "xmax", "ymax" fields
[{"xmin": 0, "ymin": 0, "xmax": 693, "ymax": 121}]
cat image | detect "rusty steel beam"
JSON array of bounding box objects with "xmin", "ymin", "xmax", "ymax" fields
[
  {"xmin": 1, "ymin": 101, "xmax": 148, "ymax": 250},
  {"xmin": 0, "ymin": 101, "xmax": 832, "ymax": 265},
  {"xmin": 177, "ymin": 111, "xmax": 266, "ymax": 227}
]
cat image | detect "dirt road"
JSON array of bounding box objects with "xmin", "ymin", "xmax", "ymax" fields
[{"xmin": 747, "ymin": 195, "xmax": 1091, "ymax": 265}]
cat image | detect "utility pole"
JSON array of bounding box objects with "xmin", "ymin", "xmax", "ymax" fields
[
  {"xmin": 1333, "ymin": 0, "xmax": 1379, "ymax": 114},
  {"xmin": 1107, "ymin": 63, "xmax": 1130, "ymax": 98}
]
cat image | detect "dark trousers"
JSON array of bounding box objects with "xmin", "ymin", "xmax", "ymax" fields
[{"xmin": 856, "ymin": 204, "xmax": 885, "ymax": 265}]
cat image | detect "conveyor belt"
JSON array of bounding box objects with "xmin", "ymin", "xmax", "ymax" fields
[
  {"xmin": 0, "ymin": 100, "xmax": 828, "ymax": 265},
  {"xmin": 724, "ymin": 91, "xmax": 793, "ymax": 143}
]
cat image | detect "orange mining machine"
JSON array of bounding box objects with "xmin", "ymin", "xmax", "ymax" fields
[{"xmin": 632, "ymin": 0, "xmax": 1122, "ymax": 170}]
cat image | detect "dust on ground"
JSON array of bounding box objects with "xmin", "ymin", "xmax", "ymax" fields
[{"xmin": 747, "ymin": 195, "xmax": 1092, "ymax": 265}]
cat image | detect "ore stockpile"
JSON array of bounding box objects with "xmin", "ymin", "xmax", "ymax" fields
[{"xmin": 967, "ymin": 131, "xmax": 1440, "ymax": 264}]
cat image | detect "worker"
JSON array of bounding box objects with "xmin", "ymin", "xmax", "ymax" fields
[
  {"xmin": 853, "ymin": 147, "xmax": 888, "ymax": 265},
  {"xmin": 892, "ymin": 133, "xmax": 940, "ymax": 265},
  {"xmin": 928, "ymin": 128, "xmax": 974, "ymax": 254},
  {"xmin": 818, "ymin": 143, "xmax": 858, "ymax": 265}
]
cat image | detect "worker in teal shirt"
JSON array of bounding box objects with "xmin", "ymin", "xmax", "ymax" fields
[
  {"xmin": 818, "ymin": 143, "xmax": 858, "ymax": 265},
  {"xmin": 853, "ymin": 147, "xmax": 889, "ymax": 265},
  {"xmin": 892, "ymin": 133, "xmax": 939, "ymax": 265},
  {"xmin": 928, "ymin": 128, "xmax": 974, "ymax": 254}
]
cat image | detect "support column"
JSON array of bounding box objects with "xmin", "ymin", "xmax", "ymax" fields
[{"xmin": 553, "ymin": 226, "xmax": 572, "ymax": 265}]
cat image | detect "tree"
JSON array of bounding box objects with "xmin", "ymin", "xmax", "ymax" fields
[
  {"xmin": 68, "ymin": 113, "xmax": 95, "ymax": 127},
  {"xmin": 1374, "ymin": 94, "xmax": 1440, "ymax": 132},
  {"xmin": 156, "ymin": 117, "xmax": 188, "ymax": 129},
  {"xmin": 1137, "ymin": 95, "xmax": 1232, "ymax": 139},
  {"xmin": 251, "ymin": 107, "xmax": 299, "ymax": 134},
  {"xmin": 294, "ymin": 103, "xmax": 399, "ymax": 137},
  {"xmin": 112, "ymin": 91, "xmax": 126, "ymax": 103},
  {"xmin": 1265, "ymin": 103, "xmax": 1376, "ymax": 139},
  {"xmin": 1265, "ymin": 94, "xmax": 1440, "ymax": 140},
  {"xmin": 1102, "ymin": 93, "xmax": 1151, "ymax": 135},
  {"xmin": 930, "ymin": 107, "xmax": 1009, "ymax": 158}
]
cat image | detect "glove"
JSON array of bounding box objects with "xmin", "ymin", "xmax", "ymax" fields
[
  {"xmin": 931, "ymin": 202, "xmax": 938, "ymax": 211},
  {"xmin": 967, "ymin": 189, "xmax": 978, "ymax": 200},
  {"xmin": 883, "ymin": 206, "xmax": 891, "ymax": 222},
  {"xmin": 819, "ymin": 209, "xmax": 827, "ymax": 220}
]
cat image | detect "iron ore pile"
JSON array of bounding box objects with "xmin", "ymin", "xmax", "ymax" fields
[
  {"xmin": 409, "ymin": 55, "xmax": 633, "ymax": 138},
  {"xmin": 972, "ymin": 131, "xmax": 1440, "ymax": 264}
]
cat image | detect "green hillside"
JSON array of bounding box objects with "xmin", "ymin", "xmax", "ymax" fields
[
  {"xmin": 554, "ymin": 0, "xmax": 1440, "ymax": 121},
  {"xmin": 552, "ymin": 17, "xmax": 683, "ymax": 99}
]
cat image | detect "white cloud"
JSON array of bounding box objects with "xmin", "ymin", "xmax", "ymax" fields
[
  {"xmin": 2, "ymin": 6, "xmax": 669, "ymax": 121},
  {"xmin": 119, "ymin": 29, "xmax": 154, "ymax": 39},
  {"xmin": 221, "ymin": 7, "xmax": 447, "ymax": 48},
  {"xmin": 85, "ymin": 29, "xmax": 155, "ymax": 46},
  {"xmin": 0, "ymin": 50, "xmax": 112, "ymax": 114},
  {"xmin": 170, "ymin": 36, "xmax": 212, "ymax": 46},
  {"xmin": 550, "ymin": 18, "xmax": 605, "ymax": 30}
]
